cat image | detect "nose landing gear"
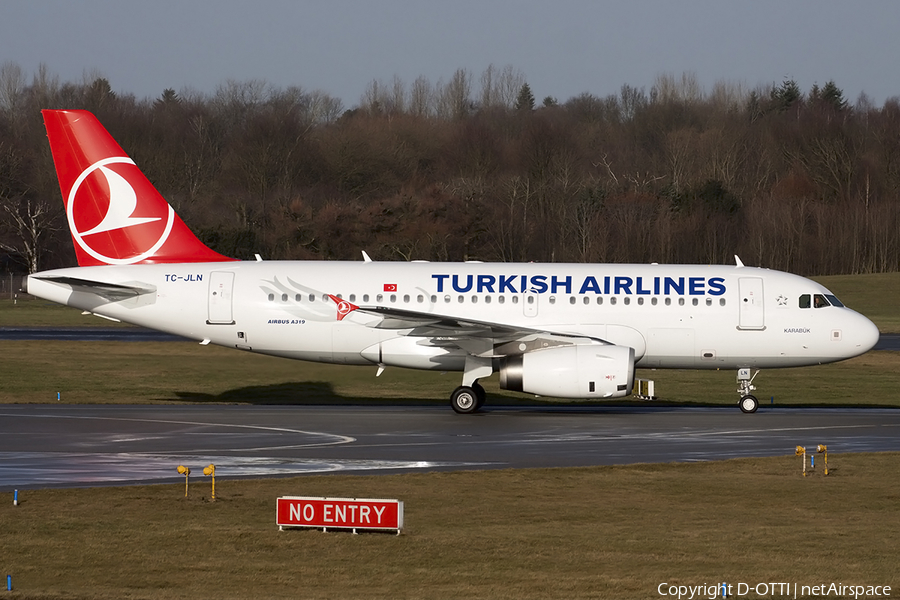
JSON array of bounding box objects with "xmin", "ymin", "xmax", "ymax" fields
[{"xmin": 737, "ymin": 368, "xmax": 760, "ymax": 413}]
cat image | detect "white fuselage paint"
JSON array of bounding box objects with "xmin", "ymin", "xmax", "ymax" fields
[{"xmin": 27, "ymin": 261, "xmax": 879, "ymax": 372}]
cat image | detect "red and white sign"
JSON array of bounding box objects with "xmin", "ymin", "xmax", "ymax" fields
[
  {"xmin": 277, "ymin": 496, "xmax": 403, "ymax": 533},
  {"xmin": 383, "ymin": 283, "xmax": 397, "ymax": 292}
]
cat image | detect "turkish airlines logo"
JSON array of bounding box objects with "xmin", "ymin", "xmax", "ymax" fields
[
  {"xmin": 66, "ymin": 157, "xmax": 175, "ymax": 264},
  {"xmin": 328, "ymin": 294, "xmax": 359, "ymax": 321}
]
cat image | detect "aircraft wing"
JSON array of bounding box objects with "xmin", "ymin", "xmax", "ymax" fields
[
  {"xmin": 352, "ymin": 304, "xmax": 607, "ymax": 358},
  {"xmin": 30, "ymin": 276, "xmax": 157, "ymax": 302}
]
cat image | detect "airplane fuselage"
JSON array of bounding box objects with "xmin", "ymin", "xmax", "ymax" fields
[{"xmin": 28, "ymin": 261, "xmax": 879, "ymax": 373}]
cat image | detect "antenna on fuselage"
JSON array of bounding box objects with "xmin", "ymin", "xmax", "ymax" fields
[
  {"xmin": 734, "ymin": 255, "xmax": 745, "ymax": 267},
  {"xmin": 362, "ymin": 251, "xmax": 373, "ymax": 263}
]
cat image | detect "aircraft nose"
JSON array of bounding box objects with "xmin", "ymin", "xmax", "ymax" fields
[{"xmin": 849, "ymin": 311, "xmax": 880, "ymax": 355}]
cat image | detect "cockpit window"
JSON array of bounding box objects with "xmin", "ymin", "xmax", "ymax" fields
[
  {"xmin": 825, "ymin": 294, "xmax": 844, "ymax": 307},
  {"xmin": 800, "ymin": 293, "xmax": 843, "ymax": 309}
]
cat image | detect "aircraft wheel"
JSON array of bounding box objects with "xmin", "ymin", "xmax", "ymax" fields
[
  {"xmin": 739, "ymin": 395, "xmax": 759, "ymax": 414},
  {"xmin": 451, "ymin": 386, "xmax": 480, "ymax": 414},
  {"xmin": 472, "ymin": 382, "xmax": 486, "ymax": 409}
]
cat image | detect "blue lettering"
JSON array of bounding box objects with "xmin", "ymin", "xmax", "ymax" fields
[
  {"xmin": 636, "ymin": 276, "xmax": 652, "ymax": 295},
  {"xmin": 197, "ymin": 274, "xmax": 202, "ymax": 282},
  {"xmin": 477, "ymin": 274, "xmax": 496, "ymax": 293},
  {"xmin": 551, "ymin": 275, "xmax": 572, "ymax": 294},
  {"xmin": 530, "ymin": 275, "xmax": 548, "ymax": 293},
  {"xmin": 614, "ymin": 276, "xmax": 633, "ymax": 295},
  {"xmin": 689, "ymin": 277, "xmax": 705, "ymax": 295},
  {"xmin": 432, "ymin": 274, "xmax": 449, "ymax": 292},
  {"xmin": 499, "ymin": 275, "xmax": 518, "ymax": 294},
  {"xmin": 452, "ymin": 274, "xmax": 473, "ymax": 293},
  {"xmin": 604, "ymin": 276, "xmax": 611, "ymax": 295},
  {"xmin": 653, "ymin": 276, "xmax": 660, "ymax": 295},
  {"xmin": 664, "ymin": 277, "xmax": 684, "ymax": 295},
  {"xmin": 579, "ymin": 276, "xmax": 602, "ymax": 294},
  {"xmin": 708, "ymin": 277, "xmax": 726, "ymax": 296}
]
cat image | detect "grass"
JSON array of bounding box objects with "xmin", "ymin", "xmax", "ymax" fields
[{"xmin": 2, "ymin": 453, "xmax": 898, "ymax": 599}]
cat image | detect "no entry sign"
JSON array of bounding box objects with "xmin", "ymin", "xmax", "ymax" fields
[{"xmin": 277, "ymin": 496, "xmax": 404, "ymax": 534}]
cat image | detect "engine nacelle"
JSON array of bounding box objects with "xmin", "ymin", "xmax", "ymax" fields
[{"xmin": 499, "ymin": 344, "xmax": 635, "ymax": 399}]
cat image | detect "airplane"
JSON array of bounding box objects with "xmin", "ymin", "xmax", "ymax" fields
[{"xmin": 26, "ymin": 109, "xmax": 880, "ymax": 414}]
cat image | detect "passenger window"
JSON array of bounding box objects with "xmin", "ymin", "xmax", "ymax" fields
[
  {"xmin": 444, "ymin": 295, "xmax": 451, "ymax": 303},
  {"xmin": 637, "ymin": 297, "xmax": 644, "ymax": 306},
  {"xmin": 610, "ymin": 297, "xmax": 617, "ymax": 305},
  {"xmin": 651, "ymin": 297, "xmax": 657, "ymax": 306},
  {"xmin": 485, "ymin": 296, "xmax": 492, "ymax": 304},
  {"xmin": 623, "ymin": 297, "xmax": 630, "ymax": 305},
  {"xmin": 705, "ymin": 298, "xmax": 712, "ymax": 306},
  {"xmin": 363, "ymin": 294, "xmax": 370, "ymax": 302},
  {"xmin": 512, "ymin": 296, "xmax": 519, "ymax": 304},
  {"xmin": 390, "ymin": 294, "xmax": 397, "ymax": 303},
  {"xmin": 349, "ymin": 294, "xmax": 356, "ymax": 302},
  {"xmin": 268, "ymin": 293, "xmax": 274, "ymax": 302},
  {"xmin": 403, "ymin": 294, "xmax": 410, "ymax": 303},
  {"xmin": 281, "ymin": 294, "xmax": 288, "ymax": 302},
  {"xmin": 719, "ymin": 298, "xmax": 726, "ymax": 306},
  {"xmin": 499, "ymin": 296, "xmax": 505, "ymax": 304},
  {"xmin": 308, "ymin": 294, "xmax": 315, "ymax": 302},
  {"xmin": 417, "ymin": 295, "xmax": 424, "ymax": 303},
  {"xmin": 549, "ymin": 296, "xmax": 556, "ymax": 304},
  {"xmin": 597, "ymin": 297, "xmax": 603, "ymax": 305},
  {"xmin": 799, "ymin": 294, "xmax": 811, "ymax": 309},
  {"xmin": 295, "ymin": 294, "xmax": 301, "ymax": 302},
  {"xmin": 583, "ymin": 297, "xmax": 590, "ymax": 305},
  {"xmin": 376, "ymin": 294, "xmax": 383, "ymax": 302},
  {"xmin": 665, "ymin": 298, "xmax": 671, "ymax": 306},
  {"xmin": 691, "ymin": 298, "xmax": 698, "ymax": 306}
]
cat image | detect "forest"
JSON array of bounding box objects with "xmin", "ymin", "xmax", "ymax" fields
[{"xmin": 1, "ymin": 63, "xmax": 898, "ymax": 276}]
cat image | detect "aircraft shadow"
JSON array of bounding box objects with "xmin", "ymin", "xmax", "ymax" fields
[{"xmin": 166, "ymin": 381, "xmax": 691, "ymax": 413}]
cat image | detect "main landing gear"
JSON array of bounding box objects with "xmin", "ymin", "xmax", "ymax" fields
[
  {"xmin": 450, "ymin": 382, "xmax": 486, "ymax": 414},
  {"xmin": 737, "ymin": 368, "xmax": 760, "ymax": 414}
]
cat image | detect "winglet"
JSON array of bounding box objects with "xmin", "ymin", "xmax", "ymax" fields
[{"xmin": 327, "ymin": 294, "xmax": 359, "ymax": 321}]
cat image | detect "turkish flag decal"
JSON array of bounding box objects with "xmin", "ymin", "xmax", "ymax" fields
[{"xmin": 383, "ymin": 283, "xmax": 397, "ymax": 292}]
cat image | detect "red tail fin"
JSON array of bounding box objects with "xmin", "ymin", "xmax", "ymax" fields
[{"xmin": 42, "ymin": 109, "xmax": 235, "ymax": 266}]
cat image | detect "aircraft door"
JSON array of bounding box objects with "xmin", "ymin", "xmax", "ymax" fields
[
  {"xmin": 208, "ymin": 271, "xmax": 235, "ymax": 325},
  {"xmin": 738, "ymin": 277, "xmax": 765, "ymax": 330}
]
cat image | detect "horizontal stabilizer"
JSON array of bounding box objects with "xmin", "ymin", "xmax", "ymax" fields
[{"xmin": 32, "ymin": 276, "xmax": 156, "ymax": 301}]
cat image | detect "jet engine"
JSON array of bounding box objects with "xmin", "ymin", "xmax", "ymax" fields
[{"xmin": 499, "ymin": 344, "xmax": 635, "ymax": 398}]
